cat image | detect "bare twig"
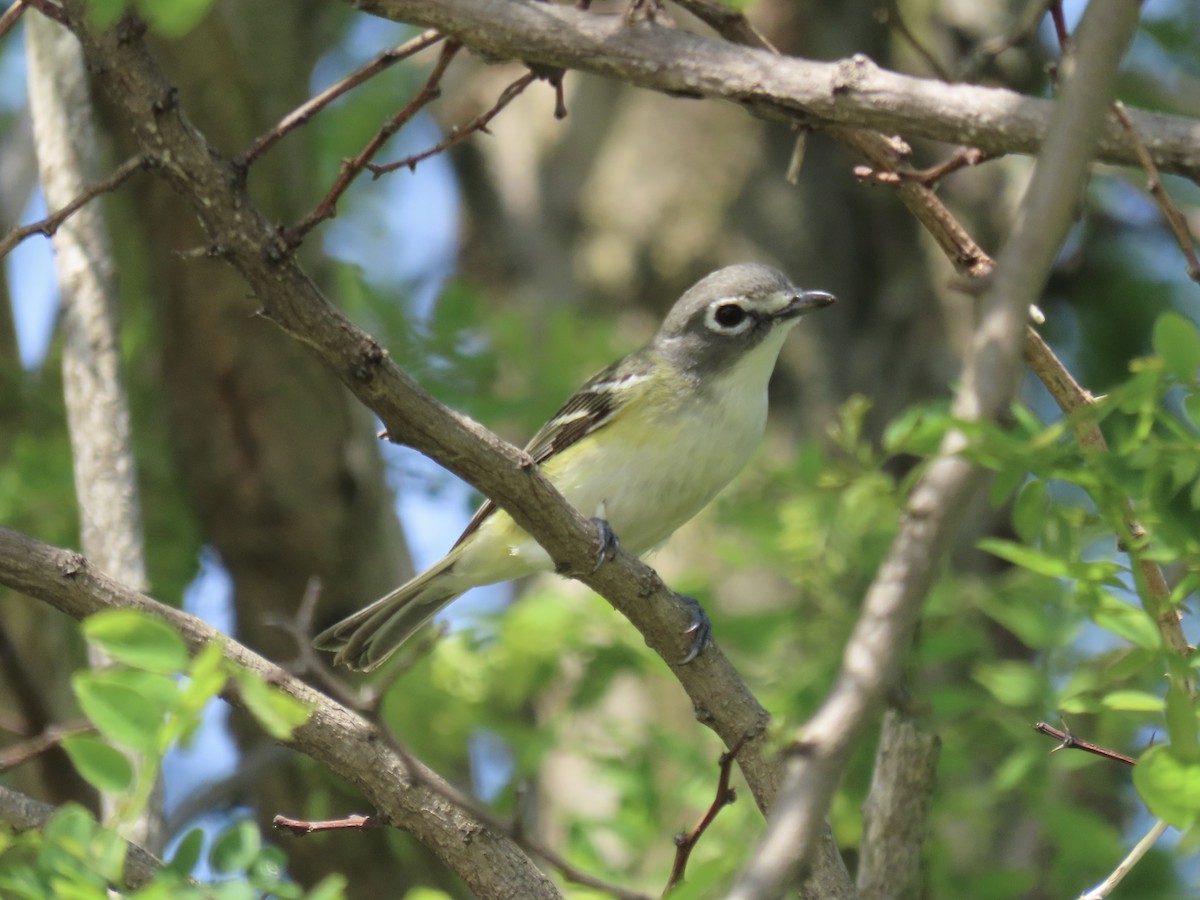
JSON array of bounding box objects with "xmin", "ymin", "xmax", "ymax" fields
[
  {"xmin": 854, "ymin": 147, "xmax": 993, "ymax": 188},
  {"xmin": 0, "ymin": 154, "xmax": 152, "ymax": 261},
  {"xmin": 1079, "ymin": 819, "xmax": 1170, "ymax": 900},
  {"xmin": 663, "ymin": 736, "xmax": 747, "ymax": 894},
  {"xmin": 876, "ymin": 0, "xmax": 952, "ymax": 81},
  {"xmin": 238, "ymin": 29, "xmax": 445, "ymax": 169},
  {"xmin": 274, "ymin": 813, "xmax": 383, "ymax": 834},
  {"xmin": 0, "ymin": 1, "xmax": 28, "ymax": 41},
  {"xmin": 282, "ymin": 39, "xmax": 462, "ymax": 247},
  {"xmin": 0, "ymin": 720, "xmax": 94, "ymax": 772},
  {"xmin": 1111, "ymin": 102, "xmax": 1200, "ymax": 283},
  {"xmin": 957, "ymin": 0, "xmax": 1052, "ymax": 81},
  {"xmin": 1032, "ymin": 722, "xmax": 1137, "ymax": 767},
  {"xmin": 367, "ymin": 69, "xmax": 538, "ymax": 176}
]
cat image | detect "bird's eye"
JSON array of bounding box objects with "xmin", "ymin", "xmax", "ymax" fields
[{"xmin": 713, "ymin": 303, "xmax": 747, "ymax": 329}]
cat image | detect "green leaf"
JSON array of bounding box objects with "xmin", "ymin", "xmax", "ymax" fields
[
  {"xmin": 977, "ymin": 538, "xmax": 1072, "ymax": 579},
  {"xmin": 1091, "ymin": 593, "xmax": 1161, "ymax": 651},
  {"xmin": 83, "ymin": 610, "xmax": 188, "ymax": 674},
  {"xmin": 1012, "ymin": 479, "xmax": 1047, "ymax": 544},
  {"xmin": 1153, "ymin": 312, "xmax": 1200, "ymax": 381},
  {"xmin": 169, "ymin": 828, "xmax": 205, "ymax": 876},
  {"xmin": 232, "ymin": 669, "xmax": 312, "ymax": 741},
  {"xmin": 210, "ymin": 819, "xmax": 261, "ymax": 874},
  {"xmin": 61, "ymin": 735, "xmax": 133, "ymax": 794},
  {"xmin": 72, "ymin": 670, "xmax": 176, "ymax": 752},
  {"xmin": 1134, "ymin": 745, "xmax": 1200, "ymax": 828},
  {"xmin": 1099, "ymin": 690, "xmax": 1164, "ymax": 711}
]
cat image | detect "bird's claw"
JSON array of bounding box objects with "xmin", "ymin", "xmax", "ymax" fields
[
  {"xmin": 590, "ymin": 517, "xmax": 620, "ymax": 572},
  {"xmin": 677, "ymin": 594, "xmax": 712, "ymax": 665}
]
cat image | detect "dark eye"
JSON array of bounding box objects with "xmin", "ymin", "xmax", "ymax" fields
[{"xmin": 714, "ymin": 303, "xmax": 747, "ymax": 328}]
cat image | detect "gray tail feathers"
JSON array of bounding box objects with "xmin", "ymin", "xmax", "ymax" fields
[{"xmin": 313, "ymin": 558, "xmax": 463, "ymax": 672}]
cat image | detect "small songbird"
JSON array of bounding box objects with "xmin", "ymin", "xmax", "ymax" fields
[{"xmin": 315, "ymin": 264, "xmax": 834, "ymax": 671}]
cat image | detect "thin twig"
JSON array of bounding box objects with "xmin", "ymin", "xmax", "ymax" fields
[
  {"xmin": 274, "ymin": 813, "xmax": 383, "ymax": 834},
  {"xmin": 956, "ymin": 0, "xmax": 1052, "ymax": 81},
  {"xmin": 876, "ymin": 0, "xmax": 952, "ymax": 81},
  {"xmin": 0, "ymin": 0, "xmax": 28, "ymax": 41},
  {"xmin": 0, "ymin": 154, "xmax": 153, "ymax": 261},
  {"xmin": 1032, "ymin": 722, "xmax": 1137, "ymax": 767},
  {"xmin": 0, "ymin": 721, "xmax": 94, "ymax": 772},
  {"xmin": 238, "ymin": 29, "xmax": 445, "ymax": 169},
  {"xmin": 1079, "ymin": 819, "xmax": 1169, "ymax": 900},
  {"xmin": 1111, "ymin": 101, "xmax": 1200, "ymax": 283},
  {"xmin": 854, "ymin": 147, "xmax": 993, "ymax": 188},
  {"xmin": 281, "ymin": 39, "xmax": 463, "ymax": 247},
  {"xmin": 1048, "ymin": 0, "xmax": 1071, "ymax": 52},
  {"xmin": 367, "ymin": 69, "xmax": 538, "ymax": 176},
  {"xmin": 14, "ymin": 0, "xmax": 65, "ymax": 27},
  {"xmin": 663, "ymin": 736, "xmax": 747, "ymax": 894}
]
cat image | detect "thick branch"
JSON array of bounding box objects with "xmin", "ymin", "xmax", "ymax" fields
[
  {"xmin": 856, "ymin": 711, "xmax": 940, "ymax": 900},
  {"xmin": 729, "ymin": 1, "xmax": 1143, "ymax": 897},
  {"xmin": 350, "ymin": 0, "xmax": 1200, "ymax": 181},
  {"xmin": 0, "ymin": 527, "xmax": 562, "ymax": 900}
]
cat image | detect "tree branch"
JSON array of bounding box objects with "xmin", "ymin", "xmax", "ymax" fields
[
  {"xmin": 728, "ymin": 1, "xmax": 1144, "ymax": 896},
  {"xmin": 25, "ymin": 10, "xmax": 160, "ymax": 851},
  {"xmin": 0, "ymin": 526, "xmax": 564, "ymax": 899},
  {"xmin": 51, "ymin": 5, "xmax": 855, "ymax": 894},
  {"xmin": 855, "ymin": 710, "xmax": 940, "ymax": 900},
  {"xmin": 350, "ymin": 0, "xmax": 1200, "ymax": 182},
  {"xmin": 0, "ymin": 784, "xmax": 169, "ymax": 891}
]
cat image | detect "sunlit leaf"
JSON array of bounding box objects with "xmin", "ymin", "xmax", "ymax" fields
[
  {"xmin": 83, "ymin": 610, "xmax": 188, "ymax": 674},
  {"xmin": 1134, "ymin": 745, "xmax": 1200, "ymax": 829}
]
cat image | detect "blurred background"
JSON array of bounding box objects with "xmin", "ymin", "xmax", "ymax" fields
[{"xmin": 2, "ymin": 0, "xmax": 1200, "ymax": 896}]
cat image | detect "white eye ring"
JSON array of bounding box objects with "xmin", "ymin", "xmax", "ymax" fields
[{"xmin": 705, "ymin": 300, "xmax": 753, "ymax": 335}]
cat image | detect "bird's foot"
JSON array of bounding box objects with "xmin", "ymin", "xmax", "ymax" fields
[
  {"xmin": 590, "ymin": 517, "xmax": 620, "ymax": 572},
  {"xmin": 677, "ymin": 594, "xmax": 712, "ymax": 665}
]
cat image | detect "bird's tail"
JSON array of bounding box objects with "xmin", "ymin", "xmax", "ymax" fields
[{"xmin": 313, "ymin": 556, "xmax": 464, "ymax": 672}]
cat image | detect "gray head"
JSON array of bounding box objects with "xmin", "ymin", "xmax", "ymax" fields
[{"xmin": 653, "ymin": 264, "xmax": 834, "ymax": 376}]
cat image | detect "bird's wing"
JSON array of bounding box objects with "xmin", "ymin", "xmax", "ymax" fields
[{"xmin": 450, "ymin": 357, "xmax": 638, "ymax": 549}]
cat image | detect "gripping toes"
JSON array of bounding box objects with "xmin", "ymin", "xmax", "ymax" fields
[
  {"xmin": 677, "ymin": 594, "xmax": 713, "ymax": 665},
  {"xmin": 590, "ymin": 517, "xmax": 620, "ymax": 572}
]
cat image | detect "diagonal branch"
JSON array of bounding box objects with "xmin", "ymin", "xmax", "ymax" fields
[
  {"xmin": 0, "ymin": 526, "xmax": 563, "ymax": 899},
  {"xmin": 728, "ymin": 1, "xmax": 1144, "ymax": 897},
  {"xmin": 50, "ymin": 7, "xmax": 859, "ymax": 895}
]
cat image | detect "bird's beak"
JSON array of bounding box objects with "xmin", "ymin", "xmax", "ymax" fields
[{"xmin": 779, "ymin": 289, "xmax": 836, "ymax": 319}]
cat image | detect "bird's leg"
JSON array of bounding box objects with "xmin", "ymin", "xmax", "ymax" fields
[
  {"xmin": 590, "ymin": 517, "xmax": 620, "ymax": 571},
  {"xmin": 676, "ymin": 595, "xmax": 713, "ymax": 665}
]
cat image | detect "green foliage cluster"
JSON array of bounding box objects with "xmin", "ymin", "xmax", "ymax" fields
[
  {"xmin": 0, "ymin": 610, "xmax": 324, "ymax": 899},
  {"xmin": 349, "ymin": 303, "xmax": 1200, "ymax": 896}
]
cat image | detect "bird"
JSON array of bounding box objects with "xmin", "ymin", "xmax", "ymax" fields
[{"xmin": 315, "ymin": 264, "xmax": 835, "ymax": 671}]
